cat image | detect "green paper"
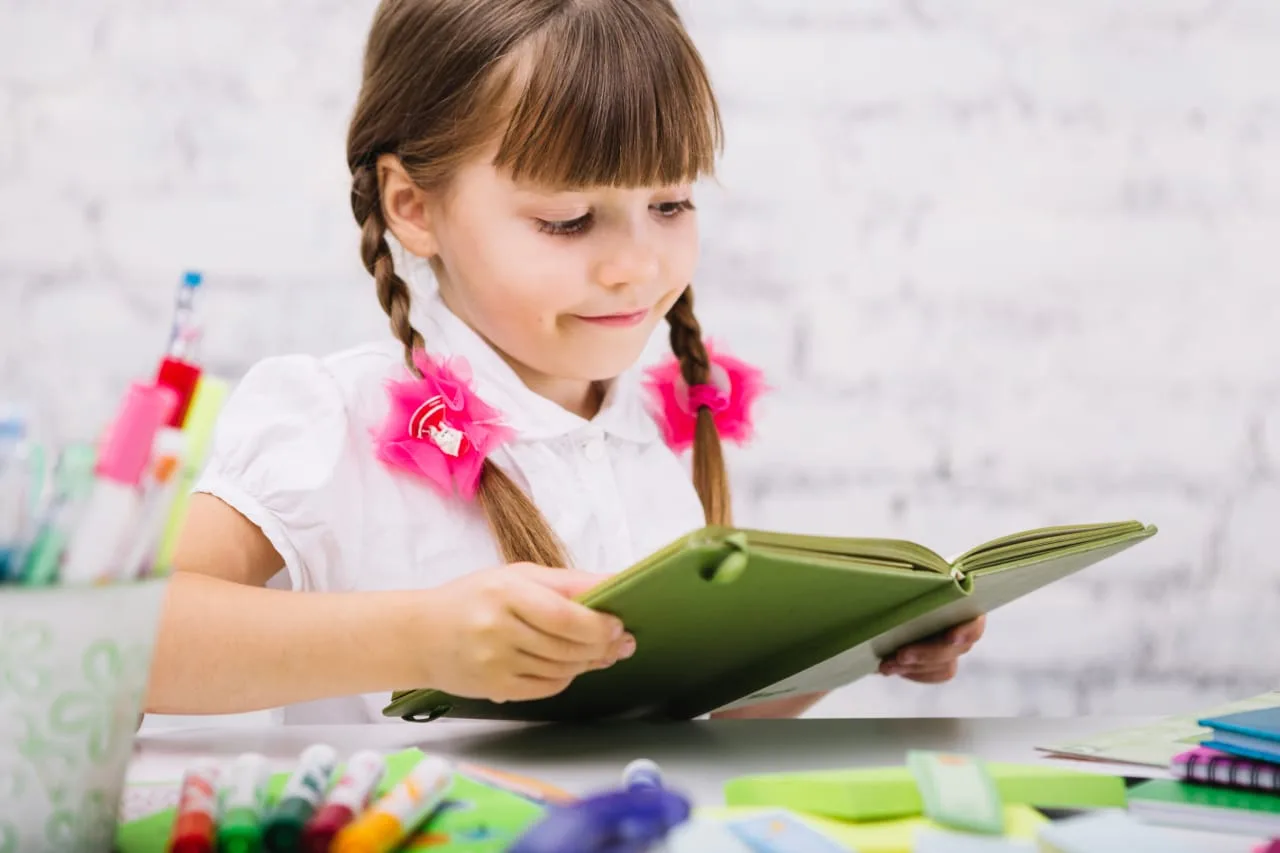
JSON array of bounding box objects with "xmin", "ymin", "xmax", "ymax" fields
[
  {"xmin": 724, "ymin": 761, "xmax": 1126, "ymax": 822},
  {"xmin": 115, "ymin": 749, "xmax": 552, "ymax": 853}
]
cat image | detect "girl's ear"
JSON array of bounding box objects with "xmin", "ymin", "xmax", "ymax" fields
[{"xmin": 377, "ymin": 153, "xmax": 440, "ymax": 259}]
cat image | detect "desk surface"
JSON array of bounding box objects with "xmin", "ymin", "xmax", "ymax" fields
[{"xmin": 128, "ymin": 716, "xmax": 1263, "ymax": 851}]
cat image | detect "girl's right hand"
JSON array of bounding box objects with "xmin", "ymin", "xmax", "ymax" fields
[{"xmin": 410, "ymin": 563, "xmax": 635, "ymax": 703}]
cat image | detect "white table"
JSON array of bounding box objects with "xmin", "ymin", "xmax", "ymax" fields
[{"xmin": 128, "ymin": 716, "xmax": 1264, "ymax": 851}]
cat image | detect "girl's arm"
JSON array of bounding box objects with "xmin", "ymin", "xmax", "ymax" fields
[{"xmin": 145, "ymin": 494, "xmax": 630, "ymax": 715}]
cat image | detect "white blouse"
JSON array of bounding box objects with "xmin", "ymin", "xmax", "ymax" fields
[{"xmin": 195, "ymin": 286, "xmax": 707, "ymax": 724}]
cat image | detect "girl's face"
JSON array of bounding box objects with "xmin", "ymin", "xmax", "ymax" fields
[{"xmin": 383, "ymin": 147, "xmax": 700, "ymax": 408}]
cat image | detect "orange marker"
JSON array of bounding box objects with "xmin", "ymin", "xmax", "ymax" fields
[{"xmin": 333, "ymin": 756, "xmax": 453, "ymax": 853}]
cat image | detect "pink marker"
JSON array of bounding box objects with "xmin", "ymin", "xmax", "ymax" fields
[{"xmin": 60, "ymin": 383, "xmax": 176, "ymax": 585}]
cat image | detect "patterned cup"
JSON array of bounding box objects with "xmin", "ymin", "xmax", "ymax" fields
[{"xmin": 0, "ymin": 579, "xmax": 168, "ymax": 853}]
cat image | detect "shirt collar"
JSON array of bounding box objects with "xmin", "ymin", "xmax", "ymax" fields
[{"xmin": 407, "ymin": 285, "xmax": 661, "ymax": 446}]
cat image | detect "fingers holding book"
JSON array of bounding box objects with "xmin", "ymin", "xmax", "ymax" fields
[{"xmin": 878, "ymin": 615, "xmax": 987, "ymax": 684}]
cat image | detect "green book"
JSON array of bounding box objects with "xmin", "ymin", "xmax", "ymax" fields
[
  {"xmin": 1126, "ymin": 779, "xmax": 1280, "ymax": 838},
  {"xmin": 384, "ymin": 520, "xmax": 1156, "ymax": 722},
  {"xmin": 723, "ymin": 762, "xmax": 1127, "ymax": 822}
]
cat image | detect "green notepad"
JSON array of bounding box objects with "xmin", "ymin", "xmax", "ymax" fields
[
  {"xmin": 114, "ymin": 749, "xmax": 558, "ymax": 853},
  {"xmin": 385, "ymin": 521, "xmax": 1156, "ymax": 723},
  {"xmin": 1126, "ymin": 779, "xmax": 1280, "ymax": 837},
  {"xmin": 723, "ymin": 762, "xmax": 1127, "ymax": 822}
]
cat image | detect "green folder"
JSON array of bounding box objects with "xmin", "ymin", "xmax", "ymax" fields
[
  {"xmin": 383, "ymin": 520, "xmax": 1156, "ymax": 723},
  {"xmin": 722, "ymin": 763, "xmax": 1127, "ymax": 822}
]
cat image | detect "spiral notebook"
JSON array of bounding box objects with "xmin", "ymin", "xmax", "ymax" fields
[
  {"xmin": 384, "ymin": 520, "xmax": 1156, "ymax": 723},
  {"xmin": 1171, "ymin": 747, "xmax": 1280, "ymax": 793}
]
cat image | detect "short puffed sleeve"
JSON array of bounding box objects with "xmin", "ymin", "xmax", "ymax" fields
[{"xmin": 194, "ymin": 355, "xmax": 362, "ymax": 592}]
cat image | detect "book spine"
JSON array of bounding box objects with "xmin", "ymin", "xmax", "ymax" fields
[{"xmin": 1175, "ymin": 752, "xmax": 1280, "ymax": 793}]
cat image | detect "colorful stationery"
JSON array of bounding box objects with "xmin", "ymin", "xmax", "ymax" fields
[
  {"xmin": 1172, "ymin": 746, "xmax": 1280, "ymax": 793},
  {"xmin": 116, "ymin": 749, "xmax": 570, "ymax": 853},
  {"xmin": 723, "ymin": 761, "xmax": 1126, "ymax": 822},
  {"xmin": 1039, "ymin": 691, "xmax": 1280, "ymax": 768},
  {"xmin": 386, "ymin": 521, "xmax": 1156, "ymax": 722},
  {"xmin": 1127, "ymin": 778, "xmax": 1280, "ymax": 837},
  {"xmin": 1201, "ymin": 707, "xmax": 1280, "ymax": 764}
]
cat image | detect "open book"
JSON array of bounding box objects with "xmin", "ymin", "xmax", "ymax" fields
[{"xmin": 383, "ymin": 520, "xmax": 1156, "ymax": 723}]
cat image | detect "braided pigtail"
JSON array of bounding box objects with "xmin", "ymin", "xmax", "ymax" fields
[
  {"xmin": 665, "ymin": 286, "xmax": 732, "ymax": 526},
  {"xmin": 351, "ymin": 163, "xmax": 569, "ymax": 567}
]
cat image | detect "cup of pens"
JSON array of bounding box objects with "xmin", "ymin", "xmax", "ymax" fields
[{"xmin": 0, "ymin": 377, "xmax": 225, "ymax": 852}]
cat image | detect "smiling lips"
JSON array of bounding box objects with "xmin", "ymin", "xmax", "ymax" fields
[{"xmin": 574, "ymin": 309, "xmax": 650, "ymax": 328}]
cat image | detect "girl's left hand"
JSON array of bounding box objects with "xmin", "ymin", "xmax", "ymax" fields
[{"xmin": 878, "ymin": 615, "xmax": 986, "ymax": 683}]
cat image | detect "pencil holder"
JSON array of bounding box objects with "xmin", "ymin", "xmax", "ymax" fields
[{"xmin": 0, "ymin": 578, "xmax": 168, "ymax": 853}]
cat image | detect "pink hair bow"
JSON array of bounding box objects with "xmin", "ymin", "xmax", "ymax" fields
[
  {"xmin": 373, "ymin": 350, "xmax": 513, "ymax": 500},
  {"xmin": 643, "ymin": 340, "xmax": 767, "ymax": 453}
]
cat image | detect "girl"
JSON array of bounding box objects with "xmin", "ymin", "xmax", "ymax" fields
[{"xmin": 147, "ymin": 0, "xmax": 985, "ymax": 725}]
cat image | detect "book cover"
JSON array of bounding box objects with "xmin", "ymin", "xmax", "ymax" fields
[{"xmin": 1199, "ymin": 706, "xmax": 1280, "ymax": 743}]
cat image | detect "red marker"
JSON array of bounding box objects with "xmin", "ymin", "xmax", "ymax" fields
[
  {"xmin": 302, "ymin": 750, "xmax": 386, "ymax": 853},
  {"xmin": 168, "ymin": 759, "xmax": 221, "ymax": 853}
]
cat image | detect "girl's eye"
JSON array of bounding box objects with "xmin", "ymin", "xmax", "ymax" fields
[
  {"xmin": 655, "ymin": 200, "xmax": 695, "ymax": 218},
  {"xmin": 537, "ymin": 213, "xmax": 593, "ymax": 236}
]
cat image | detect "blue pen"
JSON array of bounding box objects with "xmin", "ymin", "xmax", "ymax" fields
[{"xmin": 0, "ymin": 412, "xmax": 31, "ymax": 582}]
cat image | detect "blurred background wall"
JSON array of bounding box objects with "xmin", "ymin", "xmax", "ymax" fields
[{"xmin": 2, "ymin": 0, "xmax": 1277, "ymax": 720}]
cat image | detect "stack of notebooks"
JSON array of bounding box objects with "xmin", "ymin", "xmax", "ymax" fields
[{"xmin": 1128, "ymin": 706, "xmax": 1280, "ymax": 839}]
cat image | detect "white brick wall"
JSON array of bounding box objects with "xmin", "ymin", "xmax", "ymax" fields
[{"xmin": 2, "ymin": 0, "xmax": 1278, "ymax": 720}]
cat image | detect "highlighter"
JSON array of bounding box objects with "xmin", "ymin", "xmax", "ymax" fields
[
  {"xmin": 59, "ymin": 383, "xmax": 176, "ymax": 585},
  {"xmin": 153, "ymin": 375, "xmax": 228, "ymax": 574}
]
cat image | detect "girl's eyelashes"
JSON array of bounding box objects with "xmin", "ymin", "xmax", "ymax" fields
[
  {"xmin": 535, "ymin": 199, "xmax": 696, "ymax": 238},
  {"xmin": 655, "ymin": 199, "xmax": 696, "ymax": 218},
  {"xmin": 537, "ymin": 212, "xmax": 593, "ymax": 236}
]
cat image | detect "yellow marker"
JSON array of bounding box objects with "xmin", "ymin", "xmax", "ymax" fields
[
  {"xmin": 333, "ymin": 756, "xmax": 453, "ymax": 853},
  {"xmin": 153, "ymin": 375, "xmax": 228, "ymax": 573}
]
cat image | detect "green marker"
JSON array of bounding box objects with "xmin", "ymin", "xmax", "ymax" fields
[
  {"xmin": 264, "ymin": 744, "xmax": 337, "ymax": 852},
  {"xmin": 219, "ymin": 752, "xmax": 270, "ymax": 853}
]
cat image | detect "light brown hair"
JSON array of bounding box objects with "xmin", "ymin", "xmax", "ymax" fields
[{"xmin": 347, "ymin": 0, "xmax": 728, "ymax": 567}]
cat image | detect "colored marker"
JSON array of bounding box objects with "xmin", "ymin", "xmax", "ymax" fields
[
  {"xmin": 218, "ymin": 753, "xmax": 270, "ymax": 853},
  {"xmin": 119, "ymin": 428, "xmax": 186, "ymax": 580},
  {"xmin": 18, "ymin": 444, "xmax": 96, "ymax": 587},
  {"xmin": 622, "ymin": 759, "xmax": 664, "ymax": 791},
  {"xmin": 301, "ymin": 750, "xmax": 386, "ymax": 853},
  {"xmin": 60, "ymin": 382, "xmax": 176, "ymax": 585},
  {"xmin": 332, "ymin": 756, "xmax": 453, "ymax": 853},
  {"xmin": 168, "ymin": 759, "xmax": 221, "ymax": 853},
  {"xmin": 263, "ymin": 744, "xmax": 337, "ymax": 853}
]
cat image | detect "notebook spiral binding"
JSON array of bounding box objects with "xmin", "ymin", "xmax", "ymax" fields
[{"xmin": 1175, "ymin": 750, "xmax": 1280, "ymax": 793}]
